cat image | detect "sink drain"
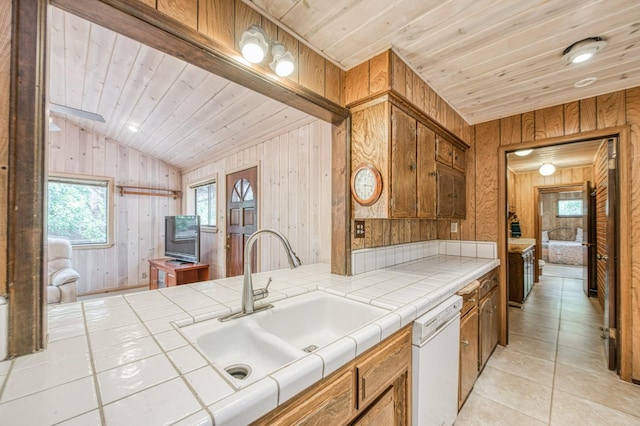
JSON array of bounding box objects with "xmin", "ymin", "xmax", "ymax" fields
[
  {"xmin": 225, "ymin": 364, "xmax": 252, "ymax": 380},
  {"xmin": 303, "ymin": 344, "xmax": 319, "ymax": 353}
]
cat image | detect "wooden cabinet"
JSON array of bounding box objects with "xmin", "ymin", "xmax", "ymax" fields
[
  {"xmin": 457, "ymin": 282, "xmax": 479, "ymax": 409},
  {"xmin": 390, "ymin": 106, "xmax": 417, "ymax": 218},
  {"xmin": 255, "ymin": 326, "xmax": 411, "ymax": 426},
  {"xmin": 457, "ymin": 267, "xmax": 500, "ymax": 409},
  {"xmin": 350, "ymin": 95, "xmax": 467, "ymax": 220},
  {"xmin": 436, "ymin": 165, "xmax": 466, "ymax": 218},
  {"xmin": 478, "ymin": 268, "xmax": 500, "ymax": 370},
  {"xmin": 508, "ymin": 244, "xmax": 535, "ymax": 306},
  {"xmin": 148, "ymin": 258, "xmax": 209, "ymax": 289}
]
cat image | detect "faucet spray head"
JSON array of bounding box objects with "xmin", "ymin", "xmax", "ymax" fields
[{"xmin": 288, "ymin": 250, "xmax": 302, "ymax": 269}]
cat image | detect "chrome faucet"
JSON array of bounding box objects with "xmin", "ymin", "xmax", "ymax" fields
[{"xmin": 219, "ymin": 228, "xmax": 301, "ymax": 321}]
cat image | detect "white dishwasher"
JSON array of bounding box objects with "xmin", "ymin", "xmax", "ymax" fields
[{"xmin": 412, "ymin": 294, "xmax": 463, "ymax": 426}]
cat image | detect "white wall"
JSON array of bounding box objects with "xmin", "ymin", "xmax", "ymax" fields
[
  {"xmin": 48, "ymin": 116, "xmax": 181, "ymax": 294},
  {"xmin": 182, "ymin": 119, "xmax": 332, "ymax": 278}
]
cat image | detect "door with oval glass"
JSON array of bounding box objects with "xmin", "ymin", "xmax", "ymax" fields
[{"xmin": 226, "ymin": 167, "xmax": 257, "ymax": 277}]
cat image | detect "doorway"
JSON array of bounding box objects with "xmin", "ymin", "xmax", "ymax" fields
[
  {"xmin": 505, "ymin": 137, "xmax": 620, "ymax": 373},
  {"xmin": 226, "ymin": 167, "xmax": 258, "ymax": 277}
]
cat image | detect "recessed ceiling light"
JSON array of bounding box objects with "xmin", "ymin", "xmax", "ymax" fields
[
  {"xmin": 574, "ymin": 77, "xmax": 597, "ymax": 88},
  {"xmin": 128, "ymin": 124, "xmax": 139, "ymax": 132},
  {"xmin": 514, "ymin": 149, "xmax": 533, "ymax": 157},
  {"xmin": 562, "ymin": 37, "xmax": 607, "ymax": 65}
]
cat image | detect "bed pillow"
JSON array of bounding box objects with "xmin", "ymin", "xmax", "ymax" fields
[
  {"xmin": 576, "ymin": 227, "xmax": 584, "ymax": 243},
  {"xmin": 541, "ymin": 231, "xmax": 549, "ymax": 242}
]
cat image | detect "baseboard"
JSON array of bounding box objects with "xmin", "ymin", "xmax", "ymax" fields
[{"xmin": 78, "ymin": 283, "xmax": 148, "ymax": 297}]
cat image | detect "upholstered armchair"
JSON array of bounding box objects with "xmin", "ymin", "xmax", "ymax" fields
[{"xmin": 47, "ymin": 237, "xmax": 80, "ymax": 304}]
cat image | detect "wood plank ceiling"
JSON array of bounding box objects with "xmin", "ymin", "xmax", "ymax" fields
[
  {"xmin": 507, "ymin": 139, "xmax": 604, "ymax": 173},
  {"xmin": 247, "ymin": 0, "xmax": 640, "ymax": 124},
  {"xmin": 48, "ymin": 7, "xmax": 314, "ymax": 172}
]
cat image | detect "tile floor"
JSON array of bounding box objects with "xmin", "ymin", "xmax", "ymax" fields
[{"xmin": 456, "ymin": 265, "xmax": 640, "ymax": 425}]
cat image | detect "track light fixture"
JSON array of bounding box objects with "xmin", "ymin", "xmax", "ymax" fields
[
  {"xmin": 240, "ymin": 25, "xmax": 269, "ymax": 63},
  {"xmin": 240, "ymin": 25, "xmax": 295, "ymax": 77},
  {"xmin": 270, "ymin": 43, "xmax": 295, "ymax": 77}
]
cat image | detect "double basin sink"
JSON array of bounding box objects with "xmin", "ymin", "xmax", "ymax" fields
[{"xmin": 179, "ymin": 291, "xmax": 389, "ymax": 387}]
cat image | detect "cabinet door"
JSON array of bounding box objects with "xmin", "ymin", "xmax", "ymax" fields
[
  {"xmin": 453, "ymin": 172, "xmax": 466, "ymax": 218},
  {"xmin": 479, "ymin": 295, "xmax": 493, "ymax": 369},
  {"xmin": 490, "ymin": 288, "xmax": 500, "ymax": 356},
  {"xmin": 459, "ymin": 309, "xmax": 479, "ymax": 409},
  {"xmin": 149, "ymin": 266, "xmax": 158, "ymax": 290},
  {"xmin": 436, "ymin": 168, "xmax": 454, "ymax": 217},
  {"xmin": 390, "ymin": 107, "xmax": 417, "ymax": 218},
  {"xmin": 435, "ymin": 136, "xmax": 453, "ymax": 165},
  {"xmin": 417, "ymin": 123, "xmax": 437, "ymax": 218},
  {"xmin": 352, "ymin": 386, "xmax": 395, "ymax": 426},
  {"xmin": 452, "ymin": 146, "xmax": 466, "ymax": 172},
  {"xmin": 261, "ymin": 370, "xmax": 355, "ymax": 426}
]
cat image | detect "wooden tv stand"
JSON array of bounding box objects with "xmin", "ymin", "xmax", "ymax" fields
[{"xmin": 148, "ymin": 258, "xmax": 210, "ymax": 289}]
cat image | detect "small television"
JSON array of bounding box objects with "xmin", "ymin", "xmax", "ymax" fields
[{"xmin": 164, "ymin": 215, "xmax": 200, "ymax": 263}]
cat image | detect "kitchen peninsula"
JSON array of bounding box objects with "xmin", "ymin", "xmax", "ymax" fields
[{"xmin": 0, "ymin": 241, "xmax": 498, "ymax": 425}]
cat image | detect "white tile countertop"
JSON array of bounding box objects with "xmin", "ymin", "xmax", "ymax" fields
[{"xmin": 0, "ymin": 253, "xmax": 499, "ymax": 425}]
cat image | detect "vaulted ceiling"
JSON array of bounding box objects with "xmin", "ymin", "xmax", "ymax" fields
[{"xmin": 49, "ymin": 2, "xmax": 640, "ymax": 171}]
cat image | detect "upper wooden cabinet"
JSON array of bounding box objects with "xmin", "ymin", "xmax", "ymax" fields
[{"xmin": 351, "ymin": 95, "xmax": 467, "ymax": 219}]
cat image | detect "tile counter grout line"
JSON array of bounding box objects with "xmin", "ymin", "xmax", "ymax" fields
[{"xmin": 82, "ymin": 301, "xmax": 107, "ymax": 426}]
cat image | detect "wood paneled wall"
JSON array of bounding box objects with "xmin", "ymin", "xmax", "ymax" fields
[
  {"xmin": 540, "ymin": 191, "xmax": 585, "ymax": 240},
  {"xmin": 182, "ymin": 119, "xmax": 332, "ymax": 278},
  {"xmin": 345, "ymin": 50, "xmax": 472, "ymax": 145},
  {"xmin": 508, "ymin": 166, "xmax": 593, "ymax": 239},
  {"xmin": 132, "ymin": 0, "xmax": 343, "ymax": 106},
  {"xmin": 0, "ymin": 0, "xmax": 10, "ymax": 296},
  {"xmin": 48, "ymin": 117, "xmax": 181, "ymax": 294},
  {"xmin": 474, "ymin": 87, "xmax": 640, "ymax": 381}
]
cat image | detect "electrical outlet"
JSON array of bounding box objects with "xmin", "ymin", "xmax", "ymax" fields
[
  {"xmin": 142, "ymin": 272, "xmax": 148, "ymax": 279},
  {"xmin": 450, "ymin": 222, "xmax": 458, "ymax": 233},
  {"xmin": 355, "ymin": 220, "xmax": 365, "ymax": 238}
]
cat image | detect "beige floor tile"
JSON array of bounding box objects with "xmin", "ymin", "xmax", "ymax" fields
[
  {"xmin": 510, "ymin": 309, "xmax": 560, "ymax": 329},
  {"xmin": 486, "ymin": 346, "xmax": 555, "ymax": 387},
  {"xmin": 558, "ymin": 318, "xmax": 601, "ymax": 338},
  {"xmin": 554, "ymin": 363, "xmax": 640, "ymax": 418},
  {"xmin": 472, "ymin": 365, "xmax": 552, "ymax": 422},
  {"xmin": 507, "ymin": 333, "xmax": 557, "ymax": 361},
  {"xmin": 555, "ymin": 345, "xmax": 608, "ymax": 376},
  {"xmin": 456, "ymin": 392, "xmax": 546, "ymax": 426},
  {"xmin": 509, "ymin": 321, "xmax": 558, "ymax": 344},
  {"xmin": 519, "ymin": 304, "xmax": 561, "ymax": 319},
  {"xmin": 557, "ymin": 330, "xmax": 605, "ymax": 355},
  {"xmin": 560, "ymin": 310, "xmax": 601, "ymax": 327},
  {"xmin": 550, "ymin": 389, "xmax": 640, "ymax": 426}
]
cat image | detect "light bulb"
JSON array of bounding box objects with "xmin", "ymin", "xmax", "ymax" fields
[
  {"xmin": 270, "ymin": 44, "xmax": 295, "ymax": 77},
  {"xmin": 242, "ymin": 41, "xmax": 266, "ymax": 63},
  {"xmin": 239, "ymin": 26, "xmax": 268, "ymax": 64}
]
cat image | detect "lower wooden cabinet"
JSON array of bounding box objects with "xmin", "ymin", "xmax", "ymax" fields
[
  {"xmin": 508, "ymin": 245, "xmax": 535, "ymax": 305},
  {"xmin": 254, "ymin": 326, "xmax": 411, "ymax": 426},
  {"xmin": 457, "ymin": 267, "xmax": 500, "ymax": 410},
  {"xmin": 458, "ymin": 302, "xmax": 479, "ymax": 409}
]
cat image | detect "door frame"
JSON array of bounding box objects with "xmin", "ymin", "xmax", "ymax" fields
[
  {"xmin": 223, "ymin": 163, "xmax": 261, "ymax": 277},
  {"xmin": 498, "ymin": 126, "xmax": 632, "ymax": 381},
  {"xmin": 533, "ymin": 183, "xmax": 588, "ymax": 285}
]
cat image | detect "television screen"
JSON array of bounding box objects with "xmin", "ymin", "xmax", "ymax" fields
[{"xmin": 165, "ymin": 215, "xmax": 200, "ymax": 263}]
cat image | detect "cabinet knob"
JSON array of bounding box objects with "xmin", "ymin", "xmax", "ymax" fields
[{"xmin": 410, "ymin": 162, "xmax": 417, "ymax": 171}]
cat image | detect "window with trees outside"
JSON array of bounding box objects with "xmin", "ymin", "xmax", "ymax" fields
[
  {"xmin": 557, "ymin": 199, "xmax": 583, "ymax": 217},
  {"xmin": 47, "ymin": 174, "xmax": 114, "ymax": 246},
  {"xmin": 194, "ymin": 180, "xmax": 217, "ymax": 228}
]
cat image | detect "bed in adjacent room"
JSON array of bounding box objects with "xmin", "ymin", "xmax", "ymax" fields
[{"xmin": 541, "ymin": 226, "xmax": 586, "ymax": 266}]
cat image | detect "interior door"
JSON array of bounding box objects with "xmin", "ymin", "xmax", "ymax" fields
[
  {"xmin": 582, "ymin": 181, "xmax": 595, "ymax": 296},
  {"xmin": 226, "ymin": 167, "xmax": 257, "ymax": 277},
  {"xmin": 603, "ymin": 139, "xmax": 618, "ymax": 371}
]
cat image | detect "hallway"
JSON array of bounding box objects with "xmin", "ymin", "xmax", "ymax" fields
[{"xmin": 456, "ymin": 269, "xmax": 640, "ymax": 424}]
